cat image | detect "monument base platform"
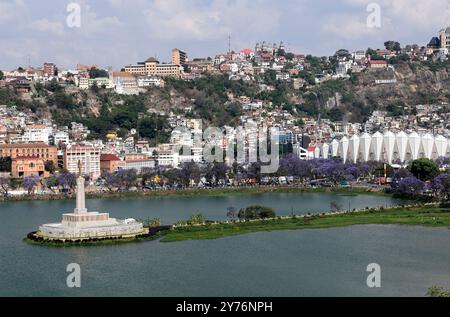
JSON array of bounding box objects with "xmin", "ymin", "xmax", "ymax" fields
[{"xmin": 36, "ymin": 217, "xmax": 149, "ymax": 241}]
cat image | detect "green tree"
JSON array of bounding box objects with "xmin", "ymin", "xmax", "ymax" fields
[
  {"xmin": 0, "ymin": 70, "xmax": 4, "ymax": 80},
  {"xmin": 409, "ymin": 158, "xmax": 440, "ymax": 181},
  {"xmin": 89, "ymin": 67, "xmax": 109, "ymax": 78},
  {"xmin": 384, "ymin": 41, "xmax": 401, "ymax": 52},
  {"xmin": 138, "ymin": 115, "xmax": 170, "ymax": 143},
  {"xmin": 90, "ymin": 82, "xmax": 99, "ymax": 93},
  {"xmin": 238, "ymin": 205, "xmax": 276, "ymax": 220},
  {"xmin": 226, "ymin": 206, "xmax": 238, "ymax": 221},
  {"xmin": 45, "ymin": 176, "xmax": 59, "ymax": 193},
  {"xmin": 0, "ymin": 157, "xmax": 12, "ymax": 172},
  {"xmin": 44, "ymin": 160, "xmax": 56, "ymax": 174},
  {"xmin": 148, "ymin": 218, "xmax": 161, "ymax": 228}
]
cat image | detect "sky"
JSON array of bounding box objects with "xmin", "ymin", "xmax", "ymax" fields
[{"xmin": 1, "ymin": 0, "xmax": 450, "ymax": 70}]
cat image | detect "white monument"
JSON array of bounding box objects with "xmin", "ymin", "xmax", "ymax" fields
[{"xmin": 37, "ymin": 161, "xmax": 148, "ymax": 241}]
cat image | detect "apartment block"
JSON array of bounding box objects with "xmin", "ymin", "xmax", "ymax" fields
[
  {"xmin": 172, "ymin": 48, "xmax": 187, "ymax": 66},
  {"xmin": 124, "ymin": 57, "xmax": 182, "ymax": 78},
  {"xmin": 0, "ymin": 143, "xmax": 58, "ymax": 166},
  {"xmin": 64, "ymin": 145, "xmax": 101, "ymax": 180}
]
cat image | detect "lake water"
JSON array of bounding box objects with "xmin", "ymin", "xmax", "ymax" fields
[{"xmin": 1, "ymin": 192, "xmax": 449, "ymax": 297}]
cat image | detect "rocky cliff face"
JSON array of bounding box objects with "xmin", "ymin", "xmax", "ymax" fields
[{"xmin": 342, "ymin": 63, "xmax": 449, "ymax": 122}]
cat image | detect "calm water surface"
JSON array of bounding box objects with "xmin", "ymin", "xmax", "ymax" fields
[{"xmin": 0, "ymin": 192, "xmax": 449, "ymax": 297}]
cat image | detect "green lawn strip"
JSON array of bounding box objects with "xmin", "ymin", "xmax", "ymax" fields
[{"xmin": 160, "ymin": 206, "xmax": 450, "ymax": 243}]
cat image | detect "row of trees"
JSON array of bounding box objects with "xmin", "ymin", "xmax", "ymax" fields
[
  {"xmin": 391, "ymin": 158, "xmax": 450, "ymax": 199},
  {"xmin": 0, "ymin": 172, "xmax": 76, "ymax": 196},
  {"xmin": 1, "ymin": 155, "xmax": 448, "ymax": 198}
]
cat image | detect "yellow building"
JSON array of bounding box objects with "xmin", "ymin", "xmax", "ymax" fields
[{"xmin": 124, "ymin": 57, "xmax": 182, "ymax": 78}]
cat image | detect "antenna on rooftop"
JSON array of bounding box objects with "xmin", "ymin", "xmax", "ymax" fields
[{"xmin": 228, "ymin": 34, "xmax": 231, "ymax": 54}]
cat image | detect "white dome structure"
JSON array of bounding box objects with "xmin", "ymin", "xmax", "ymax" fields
[
  {"xmin": 408, "ymin": 132, "xmax": 421, "ymax": 161},
  {"xmin": 372, "ymin": 132, "xmax": 384, "ymax": 162},
  {"xmin": 339, "ymin": 136, "xmax": 349, "ymax": 163},
  {"xmin": 435, "ymin": 135, "xmax": 448, "ymax": 158},
  {"xmin": 421, "ymin": 133, "xmax": 435, "ymax": 160},
  {"xmin": 321, "ymin": 143, "xmax": 330, "ymax": 159},
  {"xmin": 330, "ymin": 139, "xmax": 339, "ymax": 158},
  {"xmin": 314, "ymin": 146, "xmax": 321, "ymax": 159},
  {"xmin": 349, "ymin": 135, "xmax": 360, "ymax": 164},
  {"xmin": 360, "ymin": 133, "xmax": 372, "ymax": 163},
  {"xmin": 383, "ymin": 131, "xmax": 396, "ymax": 164},
  {"xmin": 396, "ymin": 131, "xmax": 409, "ymax": 163},
  {"xmin": 314, "ymin": 131, "xmax": 450, "ymax": 164}
]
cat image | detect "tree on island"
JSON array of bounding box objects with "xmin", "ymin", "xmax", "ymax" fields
[
  {"xmin": 226, "ymin": 206, "xmax": 238, "ymax": 221},
  {"xmin": 188, "ymin": 214, "xmax": 207, "ymax": 225},
  {"xmin": 238, "ymin": 205, "xmax": 276, "ymax": 220},
  {"xmin": 330, "ymin": 201, "xmax": 343, "ymax": 213}
]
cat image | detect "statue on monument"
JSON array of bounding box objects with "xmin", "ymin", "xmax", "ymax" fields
[
  {"xmin": 75, "ymin": 160, "xmax": 87, "ymax": 214},
  {"xmin": 78, "ymin": 159, "xmax": 82, "ymax": 177}
]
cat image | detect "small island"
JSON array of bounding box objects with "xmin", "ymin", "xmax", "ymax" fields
[
  {"xmin": 26, "ymin": 162, "xmax": 157, "ymax": 245},
  {"xmin": 160, "ymin": 203, "xmax": 450, "ymax": 243}
]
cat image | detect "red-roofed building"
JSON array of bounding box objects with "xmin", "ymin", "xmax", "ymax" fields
[
  {"xmin": 239, "ymin": 48, "xmax": 255, "ymax": 58},
  {"xmin": 368, "ymin": 60, "xmax": 388, "ymax": 69},
  {"xmin": 100, "ymin": 154, "xmax": 125, "ymax": 173}
]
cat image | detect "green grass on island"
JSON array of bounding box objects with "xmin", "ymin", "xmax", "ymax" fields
[{"xmin": 160, "ymin": 205, "xmax": 450, "ymax": 243}]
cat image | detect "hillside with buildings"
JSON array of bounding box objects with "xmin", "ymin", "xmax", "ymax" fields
[{"xmin": 1, "ymin": 30, "xmax": 450, "ymax": 185}]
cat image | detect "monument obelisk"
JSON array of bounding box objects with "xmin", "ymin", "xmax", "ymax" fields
[
  {"xmin": 36, "ymin": 160, "xmax": 148, "ymax": 242},
  {"xmin": 74, "ymin": 160, "xmax": 87, "ymax": 214}
]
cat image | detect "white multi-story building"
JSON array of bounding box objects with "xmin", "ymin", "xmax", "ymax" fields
[
  {"xmin": 137, "ymin": 77, "xmax": 164, "ymax": 87},
  {"xmin": 22, "ymin": 124, "xmax": 53, "ymax": 144},
  {"xmin": 156, "ymin": 144, "xmax": 179, "ymax": 168},
  {"xmin": 78, "ymin": 77, "xmax": 113, "ymax": 89},
  {"xmin": 124, "ymin": 159, "xmax": 156, "ymax": 174},
  {"xmin": 51, "ymin": 131, "xmax": 70, "ymax": 147},
  {"xmin": 64, "ymin": 144, "xmax": 101, "ymax": 180}
]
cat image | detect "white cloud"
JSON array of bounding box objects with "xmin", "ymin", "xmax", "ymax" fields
[
  {"xmin": 64, "ymin": 1, "xmax": 124, "ymax": 37},
  {"xmin": 322, "ymin": 0, "xmax": 450, "ymax": 42},
  {"xmin": 0, "ymin": 0, "xmax": 27, "ymax": 24},
  {"xmin": 1, "ymin": 0, "xmax": 449, "ymax": 69},
  {"xmin": 30, "ymin": 19, "xmax": 65, "ymax": 36},
  {"xmin": 142, "ymin": 0, "xmax": 280, "ymax": 41},
  {"xmin": 322, "ymin": 14, "xmax": 380, "ymax": 39}
]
